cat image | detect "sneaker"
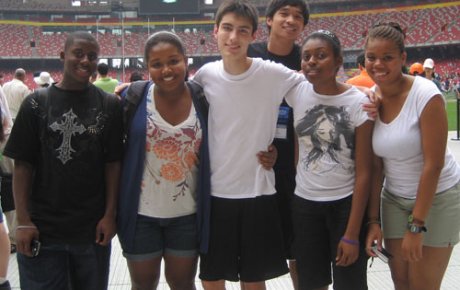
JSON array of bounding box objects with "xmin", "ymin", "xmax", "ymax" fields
[
  {"xmin": 10, "ymin": 244, "xmax": 16, "ymax": 254},
  {"xmin": 0, "ymin": 280, "xmax": 11, "ymax": 290}
]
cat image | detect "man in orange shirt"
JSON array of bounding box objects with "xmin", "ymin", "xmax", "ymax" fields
[{"xmin": 346, "ymin": 53, "xmax": 375, "ymax": 88}]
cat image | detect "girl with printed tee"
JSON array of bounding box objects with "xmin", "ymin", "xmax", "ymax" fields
[
  {"xmin": 117, "ymin": 31, "xmax": 276, "ymax": 290},
  {"xmin": 285, "ymin": 30, "xmax": 373, "ymax": 290},
  {"xmin": 117, "ymin": 31, "xmax": 208, "ymax": 290},
  {"xmin": 364, "ymin": 23, "xmax": 460, "ymax": 290}
]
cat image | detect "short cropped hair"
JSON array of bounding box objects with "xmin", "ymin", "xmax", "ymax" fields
[
  {"xmin": 97, "ymin": 63, "xmax": 109, "ymax": 75},
  {"xmin": 64, "ymin": 31, "xmax": 99, "ymax": 52},
  {"xmin": 215, "ymin": 0, "xmax": 259, "ymax": 34}
]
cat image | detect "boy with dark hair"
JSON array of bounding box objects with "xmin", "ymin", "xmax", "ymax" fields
[
  {"xmin": 346, "ymin": 53, "xmax": 375, "ymax": 88},
  {"xmin": 193, "ymin": 0, "xmax": 305, "ymax": 289},
  {"xmin": 94, "ymin": 62, "xmax": 119, "ymax": 93},
  {"xmin": 4, "ymin": 31, "xmax": 123, "ymax": 290},
  {"xmin": 247, "ymin": 1, "xmax": 308, "ymax": 288}
]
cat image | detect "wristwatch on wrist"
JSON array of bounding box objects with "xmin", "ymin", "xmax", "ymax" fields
[{"xmin": 407, "ymin": 223, "xmax": 427, "ymax": 233}]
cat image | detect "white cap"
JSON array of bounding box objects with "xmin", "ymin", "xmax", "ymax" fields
[
  {"xmin": 34, "ymin": 71, "xmax": 54, "ymax": 86},
  {"xmin": 423, "ymin": 58, "xmax": 434, "ymax": 69}
]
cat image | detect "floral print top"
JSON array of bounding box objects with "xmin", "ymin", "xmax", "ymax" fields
[{"xmin": 138, "ymin": 85, "xmax": 202, "ymax": 218}]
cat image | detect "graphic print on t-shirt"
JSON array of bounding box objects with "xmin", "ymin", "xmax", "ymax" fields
[
  {"xmin": 296, "ymin": 104, "xmax": 355, "ymax": 174},
  {"xmin": 50, "ymin": 108, "xmax": 86, "ymax": 164},
  {"xmin": 143, "ymin": 112, "xmax": 202, "ymax": 202}
]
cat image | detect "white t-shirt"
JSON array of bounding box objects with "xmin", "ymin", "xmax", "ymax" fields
[
  {"xmin": 286, "ymin": 81, "xmax": 371, "ymax": 201},
  {"xmin": 0, "ymin": 86, "xmax": 13, "ymax": 136},
  {"xmin": 2, "ymin": 79, "xmax": 30, "ymax": 119},
  {"xmin": 373, "ymin": 76, "xmax": 460, "ymax": 199},
  {"xmin": 193, "ymin": 58, "xmax": 304, "ymax": 199},
  {"xmin": 0, "ymin": 86, "xmax": 14, "ymax": 174},
  {"xmin": 138, "ymin": 84, "xmax": 202, "ymax": 218}
]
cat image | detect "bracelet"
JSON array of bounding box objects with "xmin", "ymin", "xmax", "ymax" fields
[
  {"xmin": 16, "ymin": 225, "xmax": 37, "ymax": 230},
  {"xmin": 366, "ymin": 220, "xmax": 381, "ymax": 226},
  {"xmin": 340, "ymin": 236, "xmax": 360, "ymax": 246}
]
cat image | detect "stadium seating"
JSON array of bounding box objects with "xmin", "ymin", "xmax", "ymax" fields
[
  {"xmin": 0, "ymin": 2, "xmax": 458, "ymax": 82},
  {"xmin": 0, "ymin": 4, "xmax": 457, "ymax": 57}
]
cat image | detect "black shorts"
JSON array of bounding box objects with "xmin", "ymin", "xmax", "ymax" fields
[
  {"xmin": 199, "ymin": 195, "xmax": 288, "ymax": 282},
  {"xmin": 292, "ymin": 195, "xmax": 368, "ymax": 290},
  {"xmin": 274, "ymin": 171, "xmax": 295, "ymax": 259}
]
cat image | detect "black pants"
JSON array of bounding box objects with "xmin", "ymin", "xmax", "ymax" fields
[{"xmin": 0, "ymin": 175, "xmax": 14, "ymax": 212}]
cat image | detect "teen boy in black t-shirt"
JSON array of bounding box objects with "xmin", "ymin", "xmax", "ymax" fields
[
  {"xmin": 4, "ymin": 31, "xmax": 123, "ymax": 290},
  {"xmin": 248, "ymin": 1, "xmax": 309, "ymax": 289}
]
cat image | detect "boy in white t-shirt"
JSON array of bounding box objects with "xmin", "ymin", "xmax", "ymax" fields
[{"xmin": 192, "ymin": 0, "xmax": 305, "ymax": 288}]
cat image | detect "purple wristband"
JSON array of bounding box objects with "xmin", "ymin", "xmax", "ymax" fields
[{"xmin": 340, "ymin": 236, "xmax": 360, "ymax": 246}]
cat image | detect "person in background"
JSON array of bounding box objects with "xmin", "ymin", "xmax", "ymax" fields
[
  {"xmin": 365, "ymin": 23, "xmax": 460, "ymax": 290},
  {"xmin": 346, "ymin": 52, "xmax": 375, "ymax": 88},
  {"xmin": 286, "ymin": 30, "xmax": 373, "ymax": 290},
  {"xmin": 129, "ymin": 70, "xmax": 145, "ymax": 82},
  {"xmin": 455, "ymin": 80, "xmax": 460, "ymax": 100},
  {"xmin": 0, "ymin": 85, "xmax": 15, "ymax": 255},
  {"xmin": 247, "ymin": 1, "xmax": 309, "ymax": 288},
  {"xmin": 93, "ymin": 62, "xmax": 119, "ymax": 93},
  {"xmin": 4, "ymin": 31, "xmax": 123, "ymax": 290},
  {"xmin": 2, "ymin": 68, "xmax": 31, "ymax": 120},
  {"xmin": 409, "ymin": 62, "xmax": 424, "ymax": 76},
  {"xmin": 0, "ymin": 86, "xmax": 12, "ymax": 290},
  {"xmin": 33, "ymin": 71, "xmax": 54, "ymax": 89},
  {"xmin": 0, "ymin": 203, "xmax": 10, "ymax": 290},
  {"xmin": 422, "ymin": 58, "xmax": 442, "ymax": 91}
]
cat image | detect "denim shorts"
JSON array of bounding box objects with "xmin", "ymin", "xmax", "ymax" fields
[
  {"xmin": 17, "ymin": 242, "xmax": 111, "ymax": 290},
  {"xmin": 382, "ymin": 182, "xmax": 460, "ymax": 247},
  {"xmin": 123, "ymin": 214, "xmax": 198, "ymax": 261}
]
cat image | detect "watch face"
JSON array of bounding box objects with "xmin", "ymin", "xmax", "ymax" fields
[{"xmin": 410, "ymin": 225, "xmax": 419, "ymax": 233}]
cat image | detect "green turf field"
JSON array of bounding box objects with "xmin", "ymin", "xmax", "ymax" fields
[{"xmin": 446, "ymin": 91, "xmax": 459, "ymax": 132}]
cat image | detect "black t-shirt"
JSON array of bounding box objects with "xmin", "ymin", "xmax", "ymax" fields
[
  {"xmin": 248, "ymin": 42, "xmax": 300, "ymax": 175},
  {"xmin": 4, "ymin": 84, "xmax": 123, "ymax": 243}
]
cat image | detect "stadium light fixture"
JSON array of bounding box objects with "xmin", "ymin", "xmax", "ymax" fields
[{"xmin": 162, "ymin": 0, "xmax": 177, "ymax": 3}]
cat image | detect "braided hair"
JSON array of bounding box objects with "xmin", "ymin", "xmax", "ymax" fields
[{"xmin": 365, "ymin": 22, "xmax": 406, "ymax": 53}]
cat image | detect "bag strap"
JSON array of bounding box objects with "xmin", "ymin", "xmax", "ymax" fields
[
  {"xmin": 187, "ymin": 80, "xmax": 208, "ymax": 121},
  {"xmin": 123, "ymin": 80, "xmax": 150, "ymax": 142}
]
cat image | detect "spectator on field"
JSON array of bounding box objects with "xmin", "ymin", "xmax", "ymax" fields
[
  {"xmin": 0, "ymin": 85, "xmax": 15, "ymax": 255},
  {"xmin": 0, "ymin": 85, "xmax": 12, "ymax": 290},
  {"xmin": 409, "ymin": 62, "xmax": 424, "ymax": 76},
  {"xmin": 422, "ymin": 58, "xmax": 442, "ymax": 91},
  {"xmin": 129, "ymin": 71, "xmax": 144, "ymax": 82},
  {"xmin": 33, "ymin": 71, "xmax": 54, "ymax": 89},
  {"xmin": 346, "ymin": 52, "xmax": 375, "ymax": 88},
  {"xmin": 93, "ymin": 62, "xmax": 119, "ymax": 93},
  {"xmin": 2, "ymin": 68, "xmax": 31, "ymax": 120}
]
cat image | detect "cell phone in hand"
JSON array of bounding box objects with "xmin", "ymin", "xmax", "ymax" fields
[
  {"xmin": 31, "ymin": 239, "xmax": 41, "ymax": 257},
  {"xmin": 371, "ymin": 244, "xmax": 392, "ymax": 263}
]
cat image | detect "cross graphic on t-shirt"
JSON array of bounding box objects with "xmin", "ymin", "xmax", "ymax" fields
[{"xmin": 50, "ymin": 109, "xmax": 86, "ymax": 164}]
